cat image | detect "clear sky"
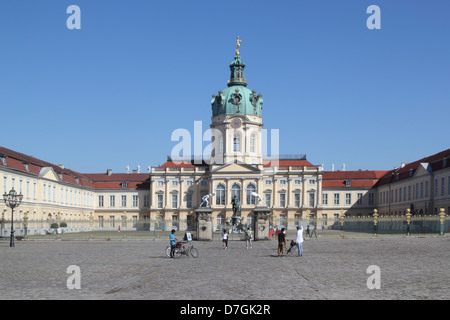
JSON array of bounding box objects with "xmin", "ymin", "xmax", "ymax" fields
[{"xmin": 0, "ymin": 0, "xmax": 449, "ymax": 174}]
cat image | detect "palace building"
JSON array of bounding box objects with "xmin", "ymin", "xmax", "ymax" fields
[{"xmin": 1, "ymin": 41, "xmax": 449, "ymax": 235}]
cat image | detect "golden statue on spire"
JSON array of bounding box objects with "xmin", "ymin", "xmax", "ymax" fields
[{"xmin": 235, "ymin": 36, "xmax": 242, "ymax": 56}]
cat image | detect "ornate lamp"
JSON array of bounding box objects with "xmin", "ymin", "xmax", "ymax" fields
[{"xmin": 3, "ymin": 188, "xmax": 23, "ymax": 247}]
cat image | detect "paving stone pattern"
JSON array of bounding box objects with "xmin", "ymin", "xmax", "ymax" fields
[{"xmin": 0, "ymin": 237, "xmax": 448, "ymax": 300}]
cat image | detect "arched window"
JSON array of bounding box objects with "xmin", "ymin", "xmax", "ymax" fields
[
  {"xmin": 231, "ymin": 183, "xmax": 241, "ymax": 202},
  {"xmin": 233, "ymin": 133, "xmax": 240, "ymax": 152},
  {"xmin": 246, "ymin": 183, "xmax": 256, "ymax": 205},
  {"xmin": 216, "ymin": 184, "xmax": 226, "ymax": 205}
]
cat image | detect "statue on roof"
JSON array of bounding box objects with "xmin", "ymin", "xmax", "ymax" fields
[{"xmin": 235, "ymin": 36, "xmax": 242, "ymax": 56}]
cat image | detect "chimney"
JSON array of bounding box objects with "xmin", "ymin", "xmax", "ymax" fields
[
  {"xmin": 58, "ymin": 164, "xmax": 65, "ymax": 169},
  {"xmin": 401, "ymin": 163, "xmax": 406, "ymax": 168},
  {"xmin": 107, "ymin": 169, "xmax": 112, "ymax": 176},
  {"xmin": 331, "ymin": 163, "xmax": 335, "ymax": 171}
]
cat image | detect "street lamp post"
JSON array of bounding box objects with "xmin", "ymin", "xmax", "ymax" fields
[{"xmin": 3, "ymin": 188, "xmax": 23, "ymax": 247}]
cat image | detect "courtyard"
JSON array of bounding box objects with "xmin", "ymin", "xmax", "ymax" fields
[{"xmin": 0, "ymin": 235, "xmax": 448, "ymax": 300}]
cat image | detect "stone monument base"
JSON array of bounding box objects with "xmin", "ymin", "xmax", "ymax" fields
[
  {"xmin": 195, "ymin": 207, "xmax": 213, "ymax": 241},
  {"xmin": 253, "ymin": 207, "xmax": 271, "ymax": 240}
]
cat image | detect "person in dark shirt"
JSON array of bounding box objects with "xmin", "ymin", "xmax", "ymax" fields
[{"xmin": 277, "ymin": 227, "xmax": 286, "ymax": 257}]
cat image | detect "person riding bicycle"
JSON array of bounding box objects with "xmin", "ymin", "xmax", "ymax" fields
[{"xmin": 169, "ymin": 229, "xmax": 178, "ymax": 258}]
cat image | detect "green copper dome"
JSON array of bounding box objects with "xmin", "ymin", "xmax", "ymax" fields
[{"xmin": 211, "ymin": 55, "xmax": 263, "ymax": 117}]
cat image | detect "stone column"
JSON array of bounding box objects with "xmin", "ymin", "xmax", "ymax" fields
[
  {"xmin": 195, "ymin": 207, "xmax": 213, "ymax": 241},
  {"xmin": 253, "ymin": 206, "xmax": 271, "ymax": 240}
]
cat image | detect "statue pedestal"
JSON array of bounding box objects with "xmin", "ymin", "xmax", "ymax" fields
[
  {"xmin": 253, "ymin": 207, "xmax": 271, "ymax": 240},
  {"xmin": 195, "ymin": 207, "xmax": 213, "ymax": 241}
]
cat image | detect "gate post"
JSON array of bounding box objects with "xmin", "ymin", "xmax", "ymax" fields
[
  {"xmin": 406, "ymin": 209, "xmax": 412, "ymax": 236},
  {"xmin": 439, "ymin": 208, "xmax": 446, "ymax": 236}
]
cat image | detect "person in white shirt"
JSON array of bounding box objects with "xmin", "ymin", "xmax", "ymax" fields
[{"xmin": 296, "ymin": 225, "xmax": 304, "ymax": 256}]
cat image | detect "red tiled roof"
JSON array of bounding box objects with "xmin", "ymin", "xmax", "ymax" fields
[
  {"xmin": 377, "ymin": 148, "xmax": 450, "ymax": 186},
  {"xmin": 0, "ymin": 146, "xmax": 147, "ymax": 190},
  {"xmin": 322, "ymin": 170, "xmax": 390, "ymax": 189}
]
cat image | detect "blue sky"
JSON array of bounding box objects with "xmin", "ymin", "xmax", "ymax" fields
[{"xmin": 0, "ymin": 0, "xmax": 449, "ymax": 173}]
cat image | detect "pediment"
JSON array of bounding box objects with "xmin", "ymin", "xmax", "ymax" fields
[
  {"xmin": 38, "ymin": 167, "xmax": 60, "ymax": 181},
  {"xmin": 413, "ymin": 163, "xmax": 433, "ymax": 178},
  {"xmin": 211, "ymin": 161, "xmax": 261, "ymax": 174}
]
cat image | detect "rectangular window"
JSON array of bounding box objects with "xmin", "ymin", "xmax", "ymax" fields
[
  {"xmin": 98, "ymin": 216, "xmax": 104, "ymax": 228},
  {"xmin": 294, "ymin": 193, "xmax": 301, "ymax": 207},
  {"xmin": 322, "ymin": 193, "xmax": 328, "ymax": 205},
  {"xmin": 186, "ymin": 180, "xmax": 193, "ymax": 187},
  {"xmin": 425, "ymin": 181, "xmax": 429, "ymax": 197},
  {"xmin": 109, "ymin": 216, "xmax": 115, "ymax": 228},
  {"xmin": 294, "ymin": 179, "xmax": 301, "ymax": 185},
  {"xmin": 98, "ymin": 195, "xmax": 104, "ymax": 207},
  {"xmin": 26, "ymin": 181, "xmax": 30, "ymax": 199},
  {"xmin": 186, "ymin": 194, "xmax": 193, "ymax": 208},
  {"xmin": 264, "ymin": 193, "xmax": 271, "ymax": 207},
  {"xmin": 309, "ymin": 193, "xmax": 315, "ymax": 207},
  {"xmin": 357, "ymin": 193, "xmax": 363, "ymax": 205},
  {"xmin": 279, "ymin": 193, "xmax": 286, "ymax": 208},
  {"xmin": 408, "ymin": 185, "xmax": 411, "ymax": 201},
  {"xmin": 157, "ymin": 194, "xmax": 164, "ymax": 209},
  {"xmin": 441, "ymin": 177, "xmax": 445, "ymax": 195},
  {"xmin": 109, "ymin": 195, "xmax": 115, "ymax": 207},
  {"xmin": 133, "ymin": 195, "xmax": 139, "ymax": 207},
  {"xmin": 334, "ymin": 193, "xmax": 340, "ymax": 205},
  {"xmin": 435, "ymin": 178, "xmax": 438, "ymax": 196},
  {"xmin": 143, "ymin": 195, "xmax": 149, "ymax": 207},
  {"xmin": 121, "ymin": 195, "xmax": 127, "ymax": 207},
  {"xmin": 157, "ymin": 181, "xmax": 164, "ymax": 187},
  {"xmin": 171, "ymin": 194, "xmax": 178, "ymax": 208},
  {"xmin": 448, "ymin": 176, "xmax": 450, "ymax": 195},
  {"xmin": 171, "ymin": 180, "xmax": 179, "ymax": 187},
  {"xmin": 265, "ymin": 180, "xmax": 272, "ymax": 186},
  {"xmin": 279, "ymin": 179, "xmax": 286, "ymax": 186},
  {"xmin": 369, "ymin": 193, "xmax": 374, "ymax": 205},
  {"xmin": 345, "ymin": 193, "xmax": 351, "ymax": 205}
]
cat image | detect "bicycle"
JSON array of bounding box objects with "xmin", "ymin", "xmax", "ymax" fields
[{"xmin": 173, "ymin": 241, "xmax": 199, "ymax": 259}]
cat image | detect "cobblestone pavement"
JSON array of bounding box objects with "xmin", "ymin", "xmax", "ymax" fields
[{"xmin": 0, "ymin": 236, "xmax": 449, "ymax": 300}]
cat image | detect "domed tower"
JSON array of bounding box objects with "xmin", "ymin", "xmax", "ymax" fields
[{"xmin": 210, "ymin": 37, "xmax": 264, "ymax": 166}]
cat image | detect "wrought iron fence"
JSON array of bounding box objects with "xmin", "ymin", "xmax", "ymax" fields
[{"xmin": 0, "ymin": 211, "xmax": 447, "ymax": 241}]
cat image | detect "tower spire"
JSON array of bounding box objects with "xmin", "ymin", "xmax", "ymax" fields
[{"xmin": 228, "ymin": 36, "xmax": 247, "ymax": 87}]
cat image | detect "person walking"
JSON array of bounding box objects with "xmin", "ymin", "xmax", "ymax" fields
[
  {"xmin": 277, "ymin": 227, "xmax": 286, "ymax": 257},
  {"xmin": 296, "ymin": 225, "xmax": 304, "ymax": 257},
  {"xmin": 245, "ymin": 227, "xmax": 253, "ymax": 249}
]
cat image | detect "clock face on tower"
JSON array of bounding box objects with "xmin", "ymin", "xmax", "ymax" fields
[{"xmin": 231, "ymin": 118, "xmax": 242, "ymax": 129}]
